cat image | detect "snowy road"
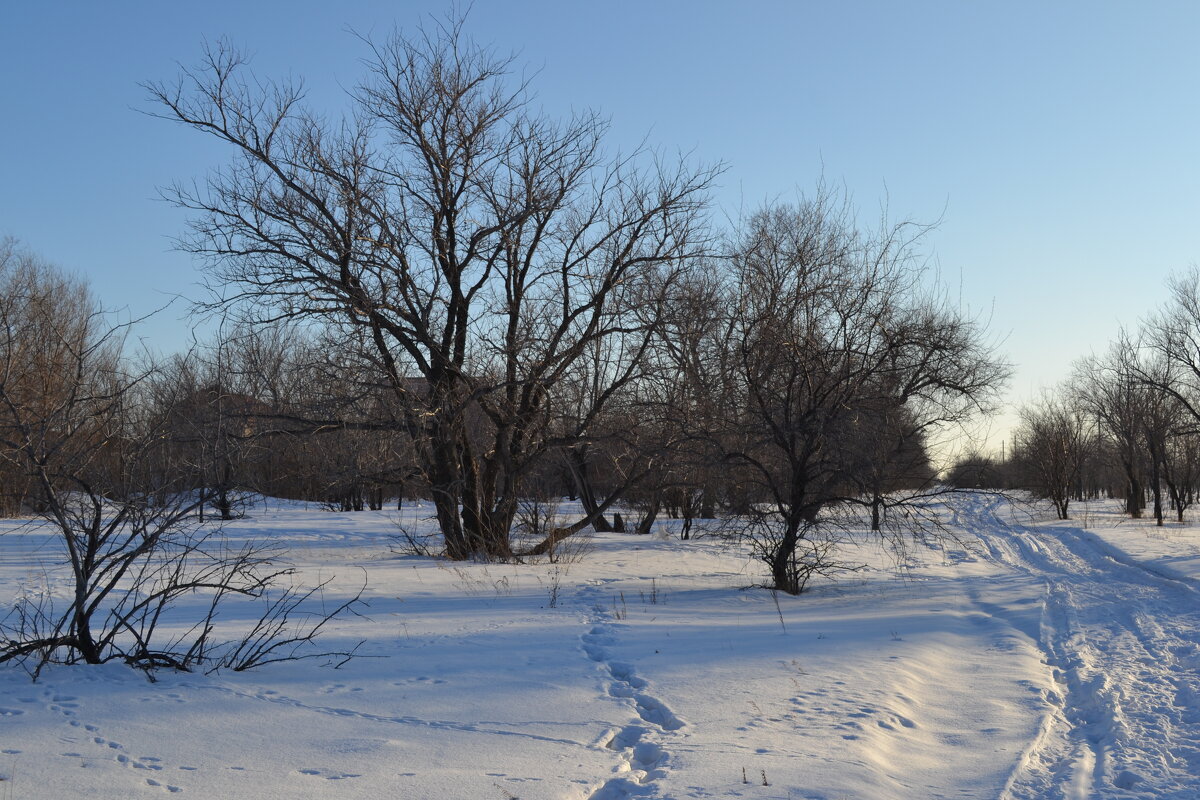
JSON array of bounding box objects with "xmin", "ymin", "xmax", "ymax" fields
[{"xmin": 965, "ymin": 495, "xmax": 1200, "ymax": 799}]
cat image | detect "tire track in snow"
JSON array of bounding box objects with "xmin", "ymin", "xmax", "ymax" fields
[
  {"xmin": 577, "ymin": 582, "xmax": 683, "ymax": 800},
  {"xmin": 965, "ymin": 494, "xmax": 1200, "ymax": 798}
]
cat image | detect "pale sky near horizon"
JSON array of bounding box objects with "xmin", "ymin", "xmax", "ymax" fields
[{"xmin": 3, "ymin": 2, "xmax": 1199, "ymax": 455}]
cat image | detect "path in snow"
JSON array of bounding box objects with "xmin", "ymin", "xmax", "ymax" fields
[
  {"xmin": 577, "ymin": 580, "xmax": 686, "ymax": 799},
  {"xmin": 965, "ymin": 494, "xmax": 1200, "ymax": 799}
]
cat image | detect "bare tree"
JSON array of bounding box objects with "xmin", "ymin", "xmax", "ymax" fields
[
  {"xmin": 1161, "ymin": 423, "xmax": 1200, "ymax": 522},
  {"xmin": 147, "ymin": 14, "xmax": 716, "ymax": 559},
  {"xmin": 1135, "ymin": 269, "xmax": 1200, "ymax": 521},
  {"xmin": 829, "ymin": 400, "xmax": 938, "ymax": 532},
  {"xmin": 1011, "ymin": 389, "xmax": 1093, "ymax": 519},
  {"xmin": 1075, "ymin": 337, "xmax": 1150, "ymax": 519},
  {"xmin": 0, "ymin": 244, "xmax": 360, "ymax": 677},
  {"xmin": 1142, "ymin": 267, "xmax": 1200, "ymax": 421},
  {"xmin": 944, "ymin": 451, "xmax": 1008, "ymax": 490},
  {"xmin": 706, "ymin": 194, "xmax": 1006, "ymax": 594},
  {"xmin": 152, "ymin": 348, "xmax": 258, "ymax": 521},
  {"xmin": 641, "ymin": 268, "xmax": 731, "ymax": 536}
]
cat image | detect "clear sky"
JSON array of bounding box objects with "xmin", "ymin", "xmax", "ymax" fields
[{"xmin": 3, "ymin": 1, "xmax": 1199, "ymax": 451}]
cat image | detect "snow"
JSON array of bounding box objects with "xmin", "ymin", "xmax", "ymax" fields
[{"xmin": 3, "ymin": 494, "xmax": 1200, "ymax": 798}]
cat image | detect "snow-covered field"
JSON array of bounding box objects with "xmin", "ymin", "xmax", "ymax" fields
[{"xmin": 4, "ymin": 494, "xmax": 1200, "ymax": 799}]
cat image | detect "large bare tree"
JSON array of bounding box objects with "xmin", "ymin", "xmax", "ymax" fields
[{"xmin": 148, "ymin": 15, "xmax": 716, "ymax": 559}]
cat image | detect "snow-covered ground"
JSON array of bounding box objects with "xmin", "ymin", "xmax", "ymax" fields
[{"xmin": 3, "ymin": 494, "xmax": 1200, "ymax": 799}]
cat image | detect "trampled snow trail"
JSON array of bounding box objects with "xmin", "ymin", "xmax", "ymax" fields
[
  {"xmin": 577, "ymin": 581, "xmax": 684, "ymax": 800},
  {"xmin": 965, "ymin": 495, "xmax": 1200, "ymax": 799}
]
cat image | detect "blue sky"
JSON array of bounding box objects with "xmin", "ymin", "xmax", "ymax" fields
[{"xmin": 3, "ymin": 2, "xmax": 1199, "ymax": 449}]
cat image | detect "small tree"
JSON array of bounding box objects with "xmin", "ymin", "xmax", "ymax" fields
[
  {"xmin": 1075, "ymin": 338, "xmax": 1150, "ymax": 518},
  {"xmin": 708, "ymin": 194, "xmax": 1006, "ymax": 594},
  {"xmin": 1011, "ymin": 390, "xmax": 1092, "ymax": 519},
  {"xmin": 0, "ymin": 245, "xmax": 360, "ymax": 677}
]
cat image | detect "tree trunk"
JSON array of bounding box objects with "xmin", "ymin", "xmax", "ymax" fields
[
  {"xmin": 567, "ymin": 447, "xmax": 614, "ymax": 532},
  {"xmin": 72, "ymin": 591, "xmax": 101, "ymax": 664},
  {"xmin": 1126, "ymin": 470, "xmax": 1143, "ymax": 518},
  {"xmin": 1055, "ymin": 496, "xmax": 1070, "ymax": 520},
  {"xmin": 700, "ymin": 485, "xmax": 716, "ymax": 519},
  {"xmin": 636, "ymin": 497, "xmax": 659, "ymax": 535},
  {"xmin": 771, "ymin": 522, "xmax": 802, "ymax": 595},
  {"xmin": 479, "ymin": 503, "xmax": 517, "ymax": 560},
  {"xmin": 215, "ymin": 486, "xmax": 233, "ymax": 520}
]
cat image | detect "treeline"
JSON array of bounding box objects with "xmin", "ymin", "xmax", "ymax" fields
[
  {"xmin": 0, "ymin": 242, "xmax": 410, "ymax": 521},
  {"xmin": 954, "ymin": 270, "xmax": 1200, "ymax": 525},
  {"xmin": 0, "ymin": 16, "xmax": 1008, "ymax": 596}
]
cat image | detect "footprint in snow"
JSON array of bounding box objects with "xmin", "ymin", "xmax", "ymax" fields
[
  {"xmin": 608, "ymin": 663, "xmax": 647, "ymax": 689},
  {"xmin": 630, "ymin": 741, "xmax": 666, "ymax": 772},
  {"xmin": 588, "ymin": 776, "xmax": 654, "ymax": 799},
  {"xmin": 391, "ymin": 676, "xmax": 447, "ymax": 686},
  {"xmin": 299, "ymin": 768, "xmax": 361, "ymax": 779},
  {"xmin": 634, "ymin": 694, "xmax": 683, "ymax": 731},
  {"xmin": 608, "ymin": 683, "xmax": 638, "ymax": 699},
  {"xmin": 582, "ymin": 626, "xmax": 616, "ymax": 645},
  {"xmin": 605, "ymin": 724, "xmax": 647, "ymax": 751},
  {"xmin": 582, "ymin": 643, "xmax": 608, "ymax": 662},
  {"xmin": 145, "ymin": 778, "xmax": 182, "ymax": 792}
]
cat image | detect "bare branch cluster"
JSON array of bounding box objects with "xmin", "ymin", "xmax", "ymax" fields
[{"xmin": 0, "ymin": 241, "xmax": 363, "ymax": 677}]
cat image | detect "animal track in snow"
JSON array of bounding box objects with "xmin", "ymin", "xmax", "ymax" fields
[
  {"xmin": 51, "ymin": 706, "xmax": 182, "ymax": 783},
  {"xmin": 319, "ymin": 682, "xmax": 365, "ymax": 695},
  {"xmin": 299, "ymin": 768, "xmax": 362, "ymax": 779},
  {"xmin": 875, "ymin": 714, "xmax": 917, "ymax": 731},
  {"xmin": 390, "ymin": 675, "xmax": 447, "ymax": 687},
  {"xmin": 145, "ymin": 777, "xmax": 182, "ymax": 792}
]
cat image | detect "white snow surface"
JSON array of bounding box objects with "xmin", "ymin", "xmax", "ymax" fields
[{"xmin": 3, "ymin": 493, "xmax": 1200, "ymax": 798}]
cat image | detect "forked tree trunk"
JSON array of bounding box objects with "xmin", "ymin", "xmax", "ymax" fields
[
  {"xmin": 636, "ymin": 497, "xmax": 659, "ymax": 535},
  {"xmin": 568, "ymin": 447, "xmax": 615, "ymax": 532},
  {"xmin": 770, "ymin": 522, "xmax": 803, "ymax": 595}
]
